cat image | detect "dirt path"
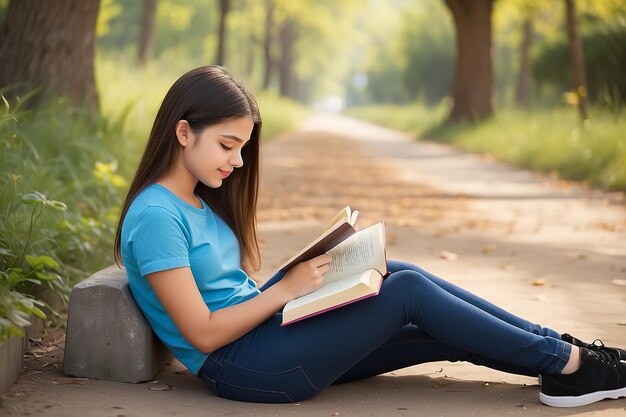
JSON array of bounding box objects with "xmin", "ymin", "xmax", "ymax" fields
[{"xmin": 3, "ymin": 113, "xmax": 625, "ymax": 416}]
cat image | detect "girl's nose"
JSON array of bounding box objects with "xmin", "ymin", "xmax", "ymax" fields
[{"xmin": 230, "ymin": 151, "xmax": 244, "ymax": 168}]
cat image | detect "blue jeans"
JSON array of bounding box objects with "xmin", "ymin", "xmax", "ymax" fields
[{"xmin": 198, "ymin": 260, "xmax": 571, "ymax": 403}]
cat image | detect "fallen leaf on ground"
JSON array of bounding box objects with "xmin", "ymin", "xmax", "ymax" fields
[
  {"xmin": 482, "ymin": 244, "xmax": 496, "ymax": 254},
  {"xmin": 532, "ymin": 279, "xmax": 546, "ymax": 286},
  {"xmin": 148, "ymin": 384, "xmax": 175, "ymax": 391},
  {"xmin": 60, "ymin": 378, "xmax": 88, "ymax": 385},
  {"xmin": 439, "ymin": 250, "xmax": 458, "ymax": 261}
]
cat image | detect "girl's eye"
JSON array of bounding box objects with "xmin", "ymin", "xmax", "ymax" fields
[{"xmin": 220, "ymin": 144, "xmax": 232, "ymax": 151}]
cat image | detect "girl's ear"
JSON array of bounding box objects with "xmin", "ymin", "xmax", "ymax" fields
[{"xmin": 175, "ymin": 120, "xmax": 191, "ymax": 146}]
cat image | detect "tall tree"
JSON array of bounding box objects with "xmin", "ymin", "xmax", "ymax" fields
[
  {"xmin": 278, "ymin": 18, "xmax": 297, "ymax": 99},
  {"xmin": 0, "ymin": 0, "xmax": 101, "ymax": 111},
  {"xmin": 564, "ymin": 0, "xmax": 588, "ymax": 121},
  {"xmin": 444, "ymin": 0, "xmax": 494, "ymax": 122},
  {"xmin": 515, "ymin": 17, "xmax": 533, "ymax": 107},
  {"xmin": 138, "ymin": 0, "xmax": 157, "ymax": 66},
  {"xmin": 262, "ymin": 0, "xmax": 275, "ymax": 90},
  {"xmin": 216, "ymin": 0, "xmax": 232, "ymax": 66}
]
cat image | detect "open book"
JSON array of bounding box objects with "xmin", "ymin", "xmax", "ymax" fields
[{"xmin": 281, "ymin": 209, "xmax": 387, "ymax": 326}]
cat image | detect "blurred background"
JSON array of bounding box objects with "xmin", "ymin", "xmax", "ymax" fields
[{"xmin": 0, "ymin": 0, "xmax": 624, "ymax": 343}]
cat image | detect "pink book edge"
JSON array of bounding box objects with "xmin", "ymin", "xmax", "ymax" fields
[{"xmin": 281, "ymin": 278, "xmax": 383, "ymax": 326}]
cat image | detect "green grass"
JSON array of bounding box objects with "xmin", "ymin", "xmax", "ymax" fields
[
  {"xmin": 255, "ymin": 91, "xmax": 311, "ymax": 140},
  {"xmin": 96, "ymin": 55, "xmax": 311, "ymax": 148},
  {"xmin": 347, "ymin": 102, "xmax": 626, "ymax": 191}
]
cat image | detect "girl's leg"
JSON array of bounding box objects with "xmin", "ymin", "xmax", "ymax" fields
[
  {"xmin": 333, "ymin": 324, "xmax": 539, "ymax": 384},
  {"xmin": 199, "ymin": 269, "xmax": 570, "ymax": 403},
  {"xmin": 387, "ymin": 260, "xmax": 561, "ymax": 339}
]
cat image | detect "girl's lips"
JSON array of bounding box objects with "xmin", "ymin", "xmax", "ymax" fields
[{"xmin": 219, "ymin": 169, "xmax": 232, "ymax": 178}]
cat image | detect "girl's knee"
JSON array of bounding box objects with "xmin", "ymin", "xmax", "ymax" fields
[
  {"xmin": 387, "ymin": 260, "xmax": 430, "ymax": 276},
  {"xmin": 385, "ymin": 270, "xmax": 432, "ymax": 294},
  {"xmin": 387, "ymin": 260, "xmax": 416, "ymax": 274}
]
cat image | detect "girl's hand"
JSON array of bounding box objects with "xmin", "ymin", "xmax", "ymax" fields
[{"xmin": 279, "ymin": 253, "xmax": 331, "ymax": 300}]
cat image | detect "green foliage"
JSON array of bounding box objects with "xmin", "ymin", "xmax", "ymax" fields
[
  {"xmin": 532, "ymin": 22, "xmax": 626, "ymax": 107},
  {"xmin": 0, "ymin": 185, "xmax": 69, "ymax": 341},
  {"xmin": 96, "ymin": 53, "xmax": 310, "ymax": 143},
  {"xmin": 0, "ymin": 91, "xmax": 133, "ymax": 342},
  {"xmin": 351, "ymin": 0, "xmax": 454, "ymax": 106},
  {"xmin": 0, "ymin": 0, "xmax": 8, "ymax": 28},
  {"xmin": 97, "ymin": 0, "xmax": 224, "ymax": 67},
  {"xmin": 399, "ymin": 1, "xmax": 455, "ymax": 105},
  {"xmin": 255, "ymin": 91, "xmax": 311, "ymax": 140},
  {"xmin": 349, "ymin": 103, "xmax": 626, "ymax": 191}
]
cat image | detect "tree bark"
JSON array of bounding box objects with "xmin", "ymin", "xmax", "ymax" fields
[
  {"xmin": 278, "ymin": 18, "xmax": 298, "ymax": 99},
  {"xmin": 515, "ymin": 18, "xmax": 533, "ymax": 107},
  {"xmin": 444, "ymin": 0, "xmax": 494, "ymax": 123},
  {"xmin": 216, "ymin": 0, "xmax": 231, "ymax": 66},
  {"xmin": 138, "ymin": 0, "xmax": 157, "ymax": 66},
  {"xmin": 0, "ymin": 0, "xmax": 101, "ymax": 111},
  {"xmin": 262, "ymin": 0, "xmax": 275, "ymax": 90},
  {"xmin": 565, "ymin": 0, "xmax": 589, "ymax": 121}
]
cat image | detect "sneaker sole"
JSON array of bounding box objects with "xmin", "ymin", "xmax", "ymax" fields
[{"xmin": 540, "ymin": 387, "xmax": 626, "ymax": 407}]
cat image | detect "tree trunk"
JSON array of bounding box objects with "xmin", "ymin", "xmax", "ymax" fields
[
  {"xmin": 278, "ymin": 19, "xmax": 297, "ymax": 99},
  {"xmin": 515, "ymin": 18, "xmax": 533, "ymax": 107},
  {"xmin": 444, "ymin": 0, "xmax": 494, "ymax": 123},
  {"xmin": 216, "ymin": 0, "xmax": 231, "ymax": 66},
  {"xmin": 565, "ymin": 0, "xmax": 589, "ymax": 121},
  {"xmin": 138, "ymin": 0, "xmax": 157, "ymax": 66},
  {"xmin": 262, "ymin": 0, "xmax": 275, "ymax": 90},
  {"xmin": 0, "ymin": 0, "xmax": 101, "ymax": 111}
]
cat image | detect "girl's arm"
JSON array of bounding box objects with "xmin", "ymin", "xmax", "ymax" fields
[{"xmin": 146, "ymin": 253, "xmax": 331, "ymax": 353}]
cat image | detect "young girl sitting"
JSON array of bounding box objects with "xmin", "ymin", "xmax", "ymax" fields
[{"xmin": 114, "ymin": 66, "xmax": 626, "ymax": 408}]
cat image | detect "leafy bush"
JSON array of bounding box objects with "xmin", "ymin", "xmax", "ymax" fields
[
  {"xmin": 0, "ymin": 94, "xmax": 131, "ymax": 342},
  {"xmin": 532, "ymin": 21, "xmax": 626, "ymax": 107},
  {"xmin": 0, "ymin": 191, "xmax": 68, "ymax": 341}
]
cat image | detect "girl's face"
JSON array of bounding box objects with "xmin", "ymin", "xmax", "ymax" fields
[{"xmin": 179, "ymin": 116, "xmax": 254, "ymax": 188}]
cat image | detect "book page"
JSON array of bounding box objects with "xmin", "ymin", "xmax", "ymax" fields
[
  {"xmin": 323, "ymin": 222, "xmax": 385, "ymax": 284},
  {"xmin": 349, "ymin": 210, "xmax": 359, "ymax": 227},
  {"xmin": 284, "ymin": 271, "xmax": 366, "ymax": 312},
  {"xmin": 322, "ymin": 206, "xmax": 351, "ymax": 233}
]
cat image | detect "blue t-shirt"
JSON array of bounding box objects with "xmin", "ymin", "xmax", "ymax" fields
[{"xmin": 121, "ymin": 183, "xmax": 260, "ymax": 375}]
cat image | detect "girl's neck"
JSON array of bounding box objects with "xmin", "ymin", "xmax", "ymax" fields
[
  {"xmin": 157, "ymin": 152, "xmax": 201, "ymax": 208},
  {"xmin": 157, "ymin": 176, "xmax": 201, "ymax": 209}
]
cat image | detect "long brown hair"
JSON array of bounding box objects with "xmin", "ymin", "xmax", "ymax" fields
[{"xmin": 113, "ymin": 66, "xmax": 261, "ymax": 273}]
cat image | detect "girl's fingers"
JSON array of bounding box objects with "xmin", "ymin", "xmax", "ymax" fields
[
  {"xmin": 312, "ymin": 253, "xmax": 332, "ymax": 267},
  {"xmin": 318, "ymin": 263, "xmax": 330, "ymax": 275}
]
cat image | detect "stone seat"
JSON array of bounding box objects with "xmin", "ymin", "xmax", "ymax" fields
[{"xmin": 64, "ymin": 265, "xmax": 171, "ymax": 383}]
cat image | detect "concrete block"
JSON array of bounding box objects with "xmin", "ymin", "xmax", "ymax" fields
[{"xmin": 64, "ymin": 265, "xmax": 171, "ymax": 383}]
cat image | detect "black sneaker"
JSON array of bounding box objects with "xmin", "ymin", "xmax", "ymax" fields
[
  {"xmin": 540, "ymin": 347, "xmax": 626, "ymax": 407},
  {"xmin": 562, "ymin": 333, "xmax": 626, "ymax": 361}
]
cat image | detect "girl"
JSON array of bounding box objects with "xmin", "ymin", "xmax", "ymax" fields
[{"xmin": 114, "ymin": 66, "xmax": 626, "ymax": 408}]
